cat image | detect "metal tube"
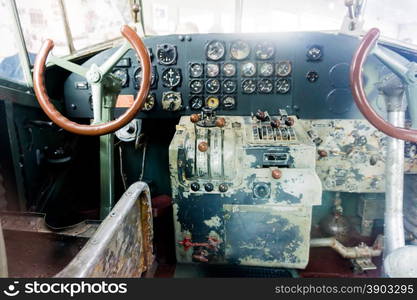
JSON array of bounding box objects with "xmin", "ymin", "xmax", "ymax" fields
[
  {"xmin": 384, "ymin": 110, "xmax": 406, "ymax": 256},
  {"xmin": 0, "ymin": 219, "xmax": 8, "ymax": 277}
]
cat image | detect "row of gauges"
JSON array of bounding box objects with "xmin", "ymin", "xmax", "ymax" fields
[
  {"xmin": 189, "ymin": 61, "xmax": 291, "ymax": 78},
  {"xmin": 190, "ymin": 78, "xmax": 290, "ymax": 94},
  {"xmin": 206, "ymin": 40, "xmax": 274, "ymax": 61}
]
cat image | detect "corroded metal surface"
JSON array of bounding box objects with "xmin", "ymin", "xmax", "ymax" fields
[
  {"xmin": 169, "ymin": 115, "xmax": 322, "ymax": 268},
  {"xmin": 56, "ymin": 182, "xmax": 153, "ymax": 278},
  {"xmin": 299, "ymin": 119, "xmax": 417, "ymax": 193}
]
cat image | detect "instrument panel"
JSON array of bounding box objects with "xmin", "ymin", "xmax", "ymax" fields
[{"xmin": 64, "ymin": 32, "xmax": 373, "ymax": 119}]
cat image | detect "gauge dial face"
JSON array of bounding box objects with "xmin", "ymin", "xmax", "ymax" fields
[
  {"xmin": 205, "ymin": 96, "xmax": 220, "ymax": 110},
  {"xmin": 111, "ymin": 69, "xmax": 129, "ymax": 87},
  {"xmin": 259, "ymin": 62, "xmax": 274, "ymax": 77},
  {"xmin": 156, "ymin": 44, "xmax": 177, "ymax": 65},
  {"xmin": 254, "ymin": 41, "xmax": 275, "ymax": 60},
  {"xmin": 230, "ymin": 40, "xmax": 251, "ymax": 60},
  {"xmin": 258, "ymin": 79, "xmax": 273, "ymax": 93},
  {"xmin": 161, "ymin": 68, "xmax": 182, "ymax": 88},
  {"xmin": 222, "ymin": 63, "xmax": 236, "ymax": 77},
  {"xmin": 161, "ymin": 91, "xmax": 182, "ymax": 111},
  {"xmin": 143, "ymin": 94, "xmax": 155, "ymax": 111},
  {"xmin": 190, "ymin": 79, "xmax": 204, "ymax": 93},
  {"xmin": 134, "ymin": 66, "xmax": 156, "ymax": 89},
  {"xmin": 206, "ymin": 40, "xmax": 226, "ymax": 61},
  {"xmin": 205, "ymin": 79, "xmax": 220, "ymax": 93},
  {"xmin": 222, "ymin": 96, "xmax": 236, "ymax": 110},
  {"xmin": 242, "ymin": 79, "xmax": 256, "ymax": 94},
  {"xmin": 276, "ymin": 78, "xmax": 291, "ymax": 94},
  {"xmin": 307, "ymin": 45, "xmax": 323, "ymax": 61},
  {"xmin": 241, "ymin": 62, "xmax": 256, "ymax": 77},
  {"xmin": 222, "ymin": 79, "xmax": 237, "ymax": 93},
  {"xmin": 189, "ymin": 63, "xmax": 204, "ymax": 77},
  {"xmin": 206, "ymin": 63, "xmax": 220, "ymax": 77},
  {"xmin": 276, "ymin": 61, "xmax": 292, "ymax": 77},
  {"xmin": 306, "ymin": 71, "xmax": 319, "ymax": 83},
  {"xmin": 189, "ymin": 95, "xmax": 204, "ymax": 110}
]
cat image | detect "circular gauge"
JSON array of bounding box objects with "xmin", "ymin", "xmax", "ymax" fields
[
  {"xmin": 222, "ymin": 63, "xmax": 236, "ymax": 77},
  {"xmin": 276, "ymin": 61, "xmax": 292, "ymax": 77},
  {"xmin": 222, "ymin": 96, "xmax": 236, "ymax": 110},
  {"xmin": 254, "ymin": 41, "xmax": 275, "ymax": 60},
  {"xmin": 134, "ymin": 66, "xmax": 156, "ymax": 89},
  {"xmin": 190, "ymin": 80, "xmax": 204, "ymax": 93},
  {"xmin": 143, "ymin": 94, "xmax": 155, "ymax": 111},
  {"xmin": 258, "ymin": 79, "xmax": 273, "ymax": 93},
  {"xmin": 206, "ymin": 40, "xmax": 226, "ymax": 61},
  {"xmin": 259, "ymin": 62, "xmax": 274, "ymax": 77},
  {"xmin": 111, "ymin": 69, "xmax": 129, "ymax": 87},
  {"xmin": 161, "ymin": 68, "xmax": 182, "ymax": 88},
  {"xmin": 189, "ymin": 95, "xmax": 204, "ymax": 110},
  {"xmin": 276, "ymin": 78, "xmax": 291, "ymax": 94},
  {"xmin": 306, "ymin": 71, "xmax": 319, "ymax": 83},
  {"xmin": 206, "ymin": 63, "xmax": 220, "ymax": 77},
  {"xmin": 205, "ymin": 79, "xmax": 220, "ymax": 93},
  {"xmin": 307, "ymin": 45, "xmax": 323, "ymax": 61},
  {"xmin": 189, "ymin": 63, "xmax": 204, "ymax": 77},
  {"xmin": 241, "ymin": 62, "xmax": 256, "ymax": 77},
  {"xmin": 157, "ymin": 44, "xmax": 177, "ymax": 65},
  {"xmin": 161, "ymin": 91, "xmax": 182, "ymax": 111},
  {"xmin": 230, "ymin": 40, "xmax": 251, "ymax": 60},
  {"xmin": 222, "ymin": 79, "xmax": 237, "ymax": 93},
  {"xmin": 205, "ymin": 96, "xmax": 220, "ymax": 110},
  {"xmin": 242, "ymin": 79, "xmax": 256, "ymax": 94}
]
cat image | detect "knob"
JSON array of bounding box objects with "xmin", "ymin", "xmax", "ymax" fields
[
  {"xmin": 219, "ymin": 183, "xmax": 228, "ymax": 193},
  {"xmin": 215, "ymin": 117, "xmax": 226, "ymax": 128},
  {"xmin": 204, "ymin": 183, "xmax": 214, "ymax": 192},
  {"xmin": 190, "ymin": 114, "xmax": 200, "ymax": 123},
  {"xmin": 255, "ymin": 110, "xmax": 268, "ymax": 122},
  {"xmin": 190, "ymin": 182, "xmax": 200, "ymax": 191},
  {"xmin": 198, "ymin": 141, "xmax": 208, "ymax": 152},
  {"xmin": 271, "ymin": 169, "xmax": 282, "ymax": 179},
  {"xmin": 318, "ymin": 149, "xmax": 328, "ymax": 157},
  {"xmin": 285, "ymin": 117, "xmax": 294, "ymax": 126},
  {"xmin": 270, "ymin": 119, "xmax": 280, "ymax": 128}
]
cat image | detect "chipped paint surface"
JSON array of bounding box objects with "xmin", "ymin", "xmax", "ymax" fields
[
  {"xmin": 56, "ymin": 182, "xmax": 153, "ymax": 278},
  {"xmin": 169, "ymin": 116, "xmax": 321, "ymax": 268}
]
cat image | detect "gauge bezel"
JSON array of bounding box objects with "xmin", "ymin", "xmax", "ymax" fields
[
  {"xmin": 306, "ymin": 45, "xmax": 323, "ymax": 61},
  {"xmin": 142, "ymin": 93, "xmax": 156, "ymax": 111},
  {"xmin": 205, "ymin": 78, "xmax": 221, "ymax": 94},
  {"xmin": 189, "ymin": 95, "xmax": 204, "ymax": 110},
  {"xmin": 189, "ymin": 62, "xmax": 204, "ymax": 78},
  {"xmin": 276, "ymin": 78, "xmax": 291, "ymax": 94},
  {"xmin": 205, "ymin": 96, "xmax": 220, "ymax": 110},
  {"xmin": 258, "ymin": 62, "xmax": 274, "ymax": 77},
  {"xmin": 241, "ymin": 79, "xmax": 257, "ymax": 94},
  {"xmin": 222, "ymin": 62, "xmax": 237, "ymax": 77},
  {"xmin": 205, "ymin": 40, "xmax": 226, "ymax": 61},
  {"xmin": 189, "ymin": 79, "xmax": 204, "ymax": 94},
  {"xmin": 254, "ymin": 41, "xmax": 275, "ymax": 60},
  {"xmin": 241, "ymin": 62, "xmax": 257, "ymax": 77},
  {"xmin": 230, "ymin": 40, "xmax": 251, "ymax": 60},
  {"xmin": 258, "ymin": 78, "xmax": 274, "ymax": 94},
  {"xmin": 161, "ymin": 67, "xmax": 182, "ymax": 88},
  {"xmin": 222, "ymin": 95, "xmax": 236, "ymax": 110},
  {"xmin": 222, "ymin": 79, "xmax": 237, "ymax": 94},
  {"xmin": 206, "ymin": 63, "xmax": 220, "ymax": 77},
  {"xmin": 276, "ymin": 61, "xmax": 292, "ymax": 77},
  {"xmin": 156, "ymin": 44, "xmax": 177, "ymax": 65},
  {"xmin": 306, "ymin": 70, "xmax": 319, "ymax": 83},
  {"xmin": 111, "ymin": 68, "xmax": 129, "ymax": 87},
  {"xmin": 133, "ymin": 65, "xmax": 157, "ymax": 89}
]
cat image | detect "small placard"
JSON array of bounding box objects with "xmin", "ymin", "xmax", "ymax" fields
[{"xmin": 116, "ymin": 94, "xmax": 134, "ymax": 107}]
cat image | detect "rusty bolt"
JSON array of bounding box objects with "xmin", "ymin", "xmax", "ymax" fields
[
  {"xmin": 271, "ymin": 169, "xmax": 282, "ymax": 179},
  {"xmin": 318, "ymin": 149, "xmax": 328, "ymax": 157},
  {"xmin": 285, "ymin": 117, "xmax": 294, "ymax": 126},
  {"xmin": 190, "ymin": 114, "xmax": 200, "ymax": 123},
  {"xmin": 198, "ymin": 141, "xmax": 208, "ymax": 152},
  {"xmin": 215, "ymin": 117, "xmax": 226, "ymax": 128}
]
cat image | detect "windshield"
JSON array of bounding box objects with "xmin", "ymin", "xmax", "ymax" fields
[{"xmin": 142, "ymin": 0, "xmax": 417, "ymax": 46}]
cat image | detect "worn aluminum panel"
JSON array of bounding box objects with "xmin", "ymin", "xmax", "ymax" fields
[{"xmin": 56, "ymin": 182, "xmax": 153, "ymax": 278}]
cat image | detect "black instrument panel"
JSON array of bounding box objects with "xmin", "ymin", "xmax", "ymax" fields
[{"xmin": 64, "ymin": 32, "xmax": 373, "ymax": 119}]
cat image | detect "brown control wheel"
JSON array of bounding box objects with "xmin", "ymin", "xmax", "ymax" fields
[{"xmin": 33, "ymin": 25, "xmax": 151, "ymax": 136}]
